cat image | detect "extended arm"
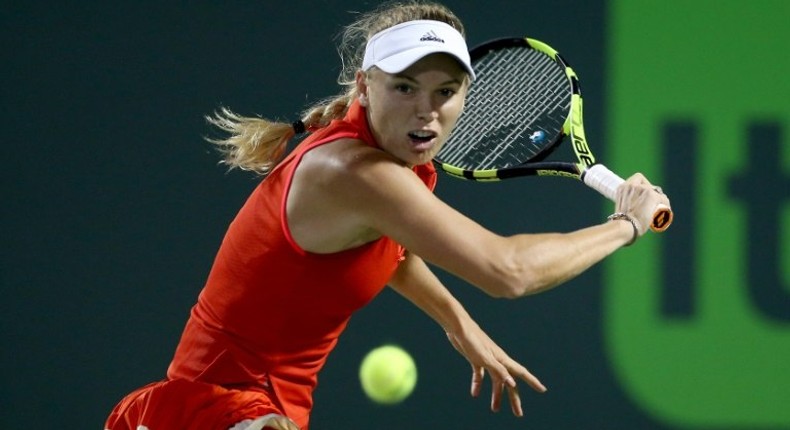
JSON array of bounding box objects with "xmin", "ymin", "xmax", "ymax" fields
[
  {"xmin": 292, "ymin": 141, "xmax": 668, "ymax": 298},
  {"xmin": 340, "ymin": 152, "xmax": 666, "ymax": 298},
  {"xmin": 388, "ymin": 252, "xmax": 546, "ymax": 417}
]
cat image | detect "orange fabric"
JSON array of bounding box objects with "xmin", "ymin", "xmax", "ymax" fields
[
  {"xmin": 107, "ymin": 100, "xmax": 437, "ymax": 430},
  {"xmin": 104, "ymin": 379, "xmax": 282, "ymax": 430}
]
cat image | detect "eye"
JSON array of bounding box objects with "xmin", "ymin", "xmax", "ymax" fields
[
  {"xmin": 438, "ymin": 88, "xmax": 457, "ymax": 98},
  {"xmin": 395, "ymin": 83, "xmax": 414, "ymax": 94}
]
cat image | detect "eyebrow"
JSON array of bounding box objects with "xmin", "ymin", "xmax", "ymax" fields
[{"xmin": 392, "ymin": 73, "xmax": 463, "ymax": 87}]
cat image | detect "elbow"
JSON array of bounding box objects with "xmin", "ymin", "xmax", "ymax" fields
[
  {"xmin": 472, "ymin": 237, "xmax": 564, "ymax": 299},
  {"xmin": 494, "ymin": 279, "xmax": 550, "ymax": 299},
  {"xmin": 485, "ymin": 262, "xmax": 550, "ymax": 299},
  {"xmin": 487, "ymin": 285, "xmax": 523, "ymax": 299}
]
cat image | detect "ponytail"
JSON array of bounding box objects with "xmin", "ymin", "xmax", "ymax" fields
[{"xmin": 206, "ymin": 87, "xmax": 358, "ymax": 175}]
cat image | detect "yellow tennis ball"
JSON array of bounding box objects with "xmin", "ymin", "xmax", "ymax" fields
[{"xmin": 359, "ymin": 344, "xmax": 417, "ymax": 404}]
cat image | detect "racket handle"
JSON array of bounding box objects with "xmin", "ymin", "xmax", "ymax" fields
[{"xmin": 583, "ymin": 164, "xmax": 673, "ymax": 233}]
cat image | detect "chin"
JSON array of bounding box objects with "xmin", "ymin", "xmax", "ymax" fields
[{"xmin": 411, "ymin": 152, "xmax": 435, "ymax": 166}]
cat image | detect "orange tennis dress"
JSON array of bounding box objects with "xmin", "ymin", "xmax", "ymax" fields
[{"xmin": 105, "ymin": 100, "xmax": 437, "ymax": 430}]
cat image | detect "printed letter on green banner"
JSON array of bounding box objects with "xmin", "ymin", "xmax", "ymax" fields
[{"xmin": 607, "ymin": 1, "xmax": 790, "ymax": 427}]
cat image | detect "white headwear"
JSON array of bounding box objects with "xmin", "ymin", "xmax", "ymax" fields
[{"xmin": 362, "ymin": 20, "xmax": 475, "ymax": 80}]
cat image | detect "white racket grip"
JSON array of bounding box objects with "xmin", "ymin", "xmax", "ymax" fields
[
  {"xmin": 583, "ymin": 164, "xmax": 674, "ymax": 233},
  {"xmin": 583, "ymin": 164, "xmax": 623, "ymax": 202}
]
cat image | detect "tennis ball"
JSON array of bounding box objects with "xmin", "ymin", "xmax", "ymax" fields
[{"xmin": 359, "ymin": 344, "xmax": 417, "ymax": 404}]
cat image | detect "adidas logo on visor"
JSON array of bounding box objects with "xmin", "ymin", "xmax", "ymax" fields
[{"xmin": 419, "ymin": 30, "xmax": 445, "ymax": 43}]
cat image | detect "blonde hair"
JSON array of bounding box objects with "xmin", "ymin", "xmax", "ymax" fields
[{"xmin": 207, "ymin": 1, "xmax": 466, "ymax": 175}]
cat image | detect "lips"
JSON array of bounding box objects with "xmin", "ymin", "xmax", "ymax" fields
[
  {"xmin": 407, "ymin": 130, "xmax": 438, "ymax": 153},
  {"xmin": 408, "ymin": 130, "xmax": 437, "ymax": 143}
]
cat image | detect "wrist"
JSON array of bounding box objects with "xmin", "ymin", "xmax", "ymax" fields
[{"xmin": 607, "ymin": 212, "xmax": 639, "ymax": 246}]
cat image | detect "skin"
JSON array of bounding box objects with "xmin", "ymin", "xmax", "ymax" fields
[{"xmin": 286, "ymin": 53, "xmax": 670, "ymax": 418}]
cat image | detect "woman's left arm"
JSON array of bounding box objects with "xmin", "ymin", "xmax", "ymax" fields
[{"xmin": 388, "ymin": 252, "xmax": 547, "ymax": 417}]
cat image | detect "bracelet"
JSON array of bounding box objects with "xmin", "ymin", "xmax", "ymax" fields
[{"xmin": 607, "ymin": 212, "xmax": 638, "ymax": 246}]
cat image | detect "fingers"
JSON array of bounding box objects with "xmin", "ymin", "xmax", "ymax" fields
[
  {"xmin": 625, "ymin": 172, "xmax": 669, "ymax": 202},
  {"xmin": 470, "ymin": 366, "xmax": 484, "ymax": 398},
  {"xmin": 507, "ymin": 383, "xmax": 524, "ymax": 417},
  {"xmin": 655, "ymin": 186, "xmax": 671, "ymax": 207},
  {"xmin": 471, "ymin": 365, "xmax": 516, "ymax": 415},
  {"xmin": 504, "ymin": 357, "xmax": 546, "ymax": 393},
  {"xmin": 451, "ymin": 325, "xmax": 547, "ymax": 418},
  {"xmin": 482, "ymin": 357, "xmax": 546, "ymax": 418},
  {"xmin": 522, "ymin": 371, "xmax": 546, "ymax": 393},
  {"xmin": 616, "ymin": 173, "xmax": 672, "ymax": 235},
  {"xmin": 491, "ymin": 379, "xmax": 504, "ymax": 413},
  {"xmin": 490, "ymin": 380, "xmax": 525, "ymax": 417}
]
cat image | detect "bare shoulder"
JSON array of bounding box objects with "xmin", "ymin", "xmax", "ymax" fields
[
  {"xmin": 288, "ymin": 138, "xmax": 425, "ymax": 253},
  {"xmin": 298, "ymin": 138, "xmax": 424, "ymax": 201},
  {"xmin": 291, "ymin": 137, "xmax": 506, "ymax": 286},
  {"xmin": 301, "ymin": 138, "xmax": 411, "ymax": 180}
]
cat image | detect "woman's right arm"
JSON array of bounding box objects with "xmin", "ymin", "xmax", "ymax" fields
[{"xmin": 303, "ymin": 142, "xmax": 670, "ymax": 298}]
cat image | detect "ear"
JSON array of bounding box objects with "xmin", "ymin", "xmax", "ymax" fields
[{"xmin": 355, "ymin": 70, "xmax": 369, "ymax": 107}]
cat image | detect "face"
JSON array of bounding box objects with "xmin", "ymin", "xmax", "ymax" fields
[{"xmin": 356, "ymin": 53, "xmax": 469, "ymax": 167}]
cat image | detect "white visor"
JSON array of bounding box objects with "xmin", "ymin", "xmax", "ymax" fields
[{"xmin": 362, "ymin": 20, "xmax": 475, "ymax": 80}]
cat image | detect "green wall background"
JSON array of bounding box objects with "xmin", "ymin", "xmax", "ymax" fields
[
  {"xmin": 607, "ymin": 1, "xmax": 789, "ymax": 428},
  {"xmin": 2, "ymin": 1, "xmax": 787, "ymax": 429}
]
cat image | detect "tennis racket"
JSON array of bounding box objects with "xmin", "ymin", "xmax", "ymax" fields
[{"xmin": 435, "ymin": 37, "xmax": 673, "ymax": 232}]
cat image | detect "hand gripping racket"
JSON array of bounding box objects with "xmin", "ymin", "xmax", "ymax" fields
[{"xmin": 435, "ymin": 37, "xmax": 673, "ymax": 232}]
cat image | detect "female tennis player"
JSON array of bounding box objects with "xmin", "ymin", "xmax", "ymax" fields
[{"xmin": 105, "ymin": 2, "xmax": 670, "ymax": 429}]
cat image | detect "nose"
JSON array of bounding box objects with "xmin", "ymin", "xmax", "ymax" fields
[{"xmin": 415, "ymin": 94, "xmax": 438, "ymax": 122}]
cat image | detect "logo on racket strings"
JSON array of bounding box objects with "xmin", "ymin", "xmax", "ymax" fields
[{"xmin": 529, "ymin": 130, "xmax": 546, "ymax": 144}]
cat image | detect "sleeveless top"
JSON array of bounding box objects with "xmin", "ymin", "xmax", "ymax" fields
[{"xmin": 167, "ymin": 100, "xmax": 437, "ymax": 427}]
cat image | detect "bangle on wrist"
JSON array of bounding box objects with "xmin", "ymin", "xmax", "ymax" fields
[{"xmin": 607, "ymin": 212, "xmax": 638, "ymax": 246}]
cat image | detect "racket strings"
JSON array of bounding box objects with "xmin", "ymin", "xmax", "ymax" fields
[{"xmin": 439, "ymin": 46, "xmax": 571, "ymax": 170}]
